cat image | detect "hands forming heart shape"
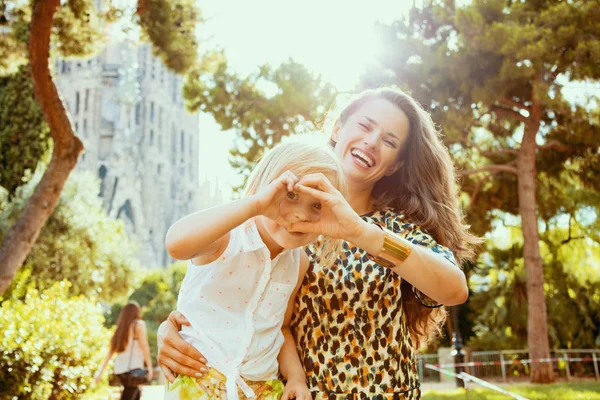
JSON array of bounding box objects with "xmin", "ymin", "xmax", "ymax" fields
[{"xmin": 251, "ymin": 171, "xmax": 365, "ymax": 243}]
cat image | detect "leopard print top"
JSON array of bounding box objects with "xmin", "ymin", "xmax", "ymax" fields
[{"xmin": 290, "ymin": 209, "xmax": 456, "ymax": 399}]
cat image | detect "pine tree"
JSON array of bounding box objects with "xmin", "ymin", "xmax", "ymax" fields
[{"xmin": 362, "ymin": 0, "xmax": 600, "ymax": 382}]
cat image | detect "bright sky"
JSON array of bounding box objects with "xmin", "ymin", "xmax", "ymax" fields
[
  {"xmin": 192, "ymin": 1, "xmax": 600, "ymax": 202},
  {"xmin": 195, "ymin": 0, "xmax": 415, "ymax": 200}
]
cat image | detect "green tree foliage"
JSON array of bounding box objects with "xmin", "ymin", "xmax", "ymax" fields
[
  {"xmin": 184, "ymin": 53, "xmax": 337, "ymax": 182},
  {"xmin": 0, "ymin": 65, "xmax": 51, "ymax": 198},
  {"xmin": 106, "ymin": 262, "xmax": 186, "ymax": 364},
  {"xmin": 364, "ymin": 0, "xmax": 600, "ymax": 232},
  {"xmin": 0, "ymin": 0, "xmax": 31, "ymax": 74},
  {"xmin": 0, "ymin": 169, "xmax": 139, "ymax": 302},
  {"xmin": 468, "ymin": 169, "xmax": 600, "ymax": 350},
  {"xmin": 137, "ymin": 0, "xmax": 201, "ymax": 74},
  {"xmin": 0, "ymin": 0, "xmax": 107, "ymax": 73},
  {"xmin": 0, "ymin": 281, "xmax": 111, "ymax": 399},
  {"xmin": 363, "ymin": 0, "xmax": 600, "ymax": 382},
  {"xmin": 469, "ymin": 215, "xmax": 600, "ymax": 350},
  {"xmin": 0, "ymin": 0, "xmax": 204, "ymax": 294}
]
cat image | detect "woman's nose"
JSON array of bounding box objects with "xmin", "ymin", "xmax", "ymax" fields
[{"xmin": 363, "ymin": 130, "xmax": 382, "ymax": 149}]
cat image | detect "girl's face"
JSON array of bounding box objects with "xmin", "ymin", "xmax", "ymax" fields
[
  {"xmin": 257, "ymin": 175, "xmax": 329, "ymax": 255},
  {"xmin": 332, "ymin": 97, "xmax": 410, "ymax": 187}
]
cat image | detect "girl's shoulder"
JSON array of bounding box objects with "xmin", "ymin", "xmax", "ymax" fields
[{"xmin": 190, "ymin": 219, "xmax": 264, "ymax": 267}]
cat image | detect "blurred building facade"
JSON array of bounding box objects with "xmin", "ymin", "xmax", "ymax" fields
[{"xmin": 54, "ymin": 42, "xmax": 222, "ymax": 268}]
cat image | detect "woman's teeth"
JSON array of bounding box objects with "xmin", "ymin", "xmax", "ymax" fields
[{"xmin": 351, "ymin": 148, "xmax": 374, "ymax": 167}]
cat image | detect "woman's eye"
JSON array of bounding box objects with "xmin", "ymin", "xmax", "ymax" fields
[
  {"xmin": 384, "ymin": 140, "xmax": 397, "ymax": 148},
  {"xmin": 313, "ymin": 202, "xmax": 322, "ymax": 211},
  {"xmin": 287, "ymin": 192, "xmax": 298, "ymax": 200},
  {"xmin": 358, "ymin": 122, "xmax": 369, "ymax": 131}
]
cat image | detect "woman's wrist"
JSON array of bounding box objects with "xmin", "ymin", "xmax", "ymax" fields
[
  {"xmin": 346, "ymin": 220, "xmax": 384, "ymax": 255},
  {"xmin": 366, "ymin": 225, "xmax": 413, "ymax": 269}
]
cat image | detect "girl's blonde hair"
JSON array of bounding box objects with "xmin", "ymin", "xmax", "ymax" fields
[
  {"xmin": 330, "ymin": 87, "xmax": 481, "ymax": 348},
  {"xmin": 244, "ymin": 137, "xmax": 346, "ymax": 266}
]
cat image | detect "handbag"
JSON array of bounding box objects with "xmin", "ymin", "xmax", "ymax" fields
[
  {"xmin": 122, "ymin": 368, "xmax": 148, "ymax": 386},
  {"xmin": 121, "ymin": 321, "xmax": 148, "ymax": 387}
]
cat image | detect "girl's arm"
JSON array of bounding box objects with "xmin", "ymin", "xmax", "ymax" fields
[
  {"xmin": 94, "ymin": 349, "xmax": 114, "ymax": 383},
  {"xmin": 165, "ymin": 171, "xmax": 299, "ymax": 262},
  {"xmin": 136, "ymin": 320, "xmax": 154, "ymax": 380},
  {"xmin": 278, "ymin": 252, "xmax": 310, "ymax": 387},
  {"xmin": 165, "ymin": 197, "xmax": 257, "ymax": 262}
]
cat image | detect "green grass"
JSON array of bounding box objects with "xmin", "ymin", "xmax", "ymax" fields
[{"xmin": 423, "ymin": 382, "xmax": 600, "ymax": 400}]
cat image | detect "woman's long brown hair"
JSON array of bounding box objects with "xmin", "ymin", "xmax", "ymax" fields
[
  {"xmin": 110, "ymin": 302, "xmax": 142, "ymax": 354},
  {"xmin": 334, "ymin": 87, "xmax": 481, "ymax": 348}
]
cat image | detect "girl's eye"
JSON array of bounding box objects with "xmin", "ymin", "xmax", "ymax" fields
[
  {"xmin": 358, "ymin": 122, "xmax": 369, "ymax": 131},
  {"xmin": 287, "ymin": 192, "xmax": 298, "ymax": 200},
  {"xmin": 384, "ymin": 140, "xmax": 397, "ymax": 148},
  {"xmin": 313, "ymin": 202, "xmax": 322, "ymax": 211}
]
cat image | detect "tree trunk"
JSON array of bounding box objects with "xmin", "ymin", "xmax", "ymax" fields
[
  {"xmin": 0, "ymin": 0, "xmax": 83, "ymax": 295},
  {"xmin": 517, "ymin": 99, "xmax": 554, "ymax": 383}
]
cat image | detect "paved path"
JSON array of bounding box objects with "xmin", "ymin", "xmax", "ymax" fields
[
  {"xmin": 133, "ymin": 383, "xmax": 458, "ymax": 399},
  {"xmin": 140, "ymin": 385, "xmax": 165, "ymax": 399}
]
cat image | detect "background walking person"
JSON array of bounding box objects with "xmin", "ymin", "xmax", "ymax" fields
[{"xmin": 95, "ymin": 302, "xmax": 153, "ymax": 400}]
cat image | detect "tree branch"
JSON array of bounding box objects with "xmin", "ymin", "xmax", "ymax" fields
[
  {"xmin": 461, "ymin": 164, "xmax": 519, "ymax": 176},
  {"xmin": 0, "ymin": 0, "xmax": 83, "ymax": 294},
  {"xmin": 560, "ymin": 214, "xmax": 585, "ymax": 245},
  {"xmin": 136, "ymin": 0, "xmax": 148, "ymax": 16},
  {"xmin": 491, "ymin": 105, "xmax": 529, "ymax": 124},
  {"xmin": 456, "ymin": 138, "xmax": 519, "ymax": 158},
  {"xmin": 537, "ymin": 140, "xmax": 574, "ymax": 153},
  {"xmin": 499, "ymin": 96, "xmax": 530, "ymax": 113},
  {"xmin": 479, "ymin": 148, "xmax": 520, "ymax": 157}
]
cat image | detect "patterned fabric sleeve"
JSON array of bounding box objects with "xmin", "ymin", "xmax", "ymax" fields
[{"xmin": 384, "ymin": 210, "xmax": 458, "ymax": 308}]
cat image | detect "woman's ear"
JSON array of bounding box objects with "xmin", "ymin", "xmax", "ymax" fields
[{"xmin": 331, "ymin": 120, "xmax": 341, "ymax": 142}]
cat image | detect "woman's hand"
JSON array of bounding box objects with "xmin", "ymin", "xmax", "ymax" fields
[
  {"xmin": 145, "ymin": 368, "xmax": 153, "ymax": 382},
  {"xmin": 251, "ymin": 170, "xmax": 298, "ymax": 228},
  {"xmin": 157, "ymin": 311, "xmax": 208, "ymax": 382},
  {"xmin": 281, "ymin": 376, "xmax": 311, "ymax": 400},
  {"xmin": 289, "ymin": 173, "xmax": 365, "ymax": 242}
]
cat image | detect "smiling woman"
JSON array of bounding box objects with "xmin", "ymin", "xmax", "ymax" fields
[{"xmin": 157, "ymin": 86, "xmax": 480, "ymax": 399}]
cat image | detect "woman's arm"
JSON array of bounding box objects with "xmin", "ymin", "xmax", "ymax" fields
[
  {"xmin": 136, "ymin": 320, "xmax": 154, "ymax": 380},
  {"xmin": 278, "ymin": 253, "xmax": 310, "ymax": 388},
  {"xmin": 165, "ymin": 171, "xmax": 298, "ymax": 261},
  {"xmin": 291, "ymin": 174, "xmax": 468, "ymax": 306},
  {"xmin": 157, "ymin": 311, "xmax": 208, "ymax": 382},
  {"xmin": 351, "ymin": 223, "xmax": 468, "ymax": 306},
  {"xmin": 94, "ymin": 349, "xmax": 114, "ymax": 383}
]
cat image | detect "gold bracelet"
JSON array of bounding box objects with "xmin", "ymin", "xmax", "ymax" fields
[{"xmin": 366, "ymin": 224, "xmax": 412, "ymax": 268}]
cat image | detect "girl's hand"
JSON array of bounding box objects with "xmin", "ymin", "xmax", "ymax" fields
[
  {"xmin": 289, "ymin": 173, "xmax": 365, "ymax": 242},
  {"xmin": 281, "ymin": 377, "xmax": 311, "ymax": 400},
  {"xmin": 145, "ymin": 368, "xmax": 153, "ymax": 382},
  {"xmin": 157, "ymin": 311, "xmax": 208, "ymax": 382},
  {"xmin": 251, "ymin": 170, "xmax": 298, "ymax": 228}
]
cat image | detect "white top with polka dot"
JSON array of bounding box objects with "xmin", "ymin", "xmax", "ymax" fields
[{"xmin": 177, "ymin": 219, "xmax": 301, "ymax": 399}]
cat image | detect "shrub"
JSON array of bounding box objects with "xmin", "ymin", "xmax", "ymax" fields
[{"xmin": 0, "ymin": 282, "xmax": 111, "ymax": 399}]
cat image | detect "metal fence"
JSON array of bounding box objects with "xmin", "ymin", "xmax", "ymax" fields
[{"xmin": 418, "ymin": 348, "xmax": 600, "ymax": 383}]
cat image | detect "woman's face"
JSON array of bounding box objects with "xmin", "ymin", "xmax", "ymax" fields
[{"xmin": 332, "ymin": 97, "xmax": 410, "ymax": 188}]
